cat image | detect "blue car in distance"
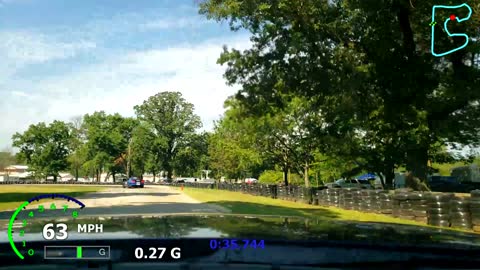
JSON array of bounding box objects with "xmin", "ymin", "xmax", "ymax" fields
[{"xmin": 123, "ymin": 177, "xmax": 144, "ymax": 188}]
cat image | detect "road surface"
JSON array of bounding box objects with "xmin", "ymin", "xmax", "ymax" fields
[{"xmin": 0, "ymin": 185, "xmax": 229, "ymax": 220}]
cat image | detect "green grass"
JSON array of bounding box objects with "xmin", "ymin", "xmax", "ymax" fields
[
  {"xmin": 0, "ymin": 185, "xmax": 106, "ymax": 211},
  {"xmin": 178, "ymin": 187, "xmax": 474, "ymax": 233}
]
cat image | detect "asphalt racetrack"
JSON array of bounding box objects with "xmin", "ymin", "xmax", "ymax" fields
[{"xmin": 0, "ymin": 185, "xmax": 229, "ymax": 220}]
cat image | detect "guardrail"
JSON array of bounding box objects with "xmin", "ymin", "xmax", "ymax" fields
[{"xmin": 169, "ymin": 182, "xmax": 480, "ymax": 233}]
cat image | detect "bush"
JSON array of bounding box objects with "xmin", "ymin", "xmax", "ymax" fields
[
  {"xmin": 259, "ymin": 170, "xmax": 304, "ymax": 185},
  {"xmin": 259, "ymin": 170, "xmax": 283, "ymax": 184}
]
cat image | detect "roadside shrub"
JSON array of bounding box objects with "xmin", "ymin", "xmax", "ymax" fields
[
  {"xmin": 259, "ymin": 170, "xmax": 283, "ymax": 184},
  {"xmin": 259, "ymin": 170, "xmax": 304, "ymax": 185}
]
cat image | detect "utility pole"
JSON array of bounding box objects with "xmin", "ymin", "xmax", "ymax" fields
[{"xmin": 127, "ymin": 138, "xmax": 132, "ymax": 178}]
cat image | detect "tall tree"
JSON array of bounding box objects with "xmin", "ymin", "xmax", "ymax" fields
[
  {"xmin": 134, "ymin": 92, "xmax": 202, "ymax": 179},
  {"xmin": 199, "ymin": 0, "xmax": 480, "ymax": 186},
  {"xmin": 208, "ymin": 98, "xmax": 265, "ymax": 181},
  {"xmin": 130, "ymin": 123, "xmax": 158, "ymax": 179},
  {"xmin": 68, "ymin": 116, "xmax": 86, "ymax": 181},
  {"xmin": 173, "ymin": 132, "xmax": 210, "ymax": 177},
  {"xmin": 82, "ymin": 112, "xmax": 138, "ymax": 181},
  {"xmin": 12, "ymin": 121, "xmax": 72, "ymax": 181}
]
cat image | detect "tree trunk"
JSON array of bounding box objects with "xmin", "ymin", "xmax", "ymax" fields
[
  {"xmin": 304, "ymin": 162, "xmax": 310, "ymax": 188},
  {"xmin": 112, "ymin": 172, "xmax": 116, "ymax": 182},
  {"xmin": 53, "ymin": 175, "xmax": 57, "ymax": 183},
  {"xmin": 127, "ymin": 139, "xmax": 132, "ymax": 178},
  {"xmin": 378, "ymin": 173, "xmax": 386, "ymax": 189},
  {"xmin": 75, "ymin": 167, "xmax": 79, "ymax": 182},
  {"xmin": 384, "ymin": 166, "xmax": 395, "ymax": 190},
  {"xmin": 104, "ymin": 172, "xmax": 110, "ymax": 182},
  {"xmin": 288, "ymin": 168, "xmax": 291, "ymax": 184},
  {"xmin": 283, "ymin": 164, "xmax": 289, "ymax": 186},
  {"xmin": 406, "ymin": 146, "xmax": 429, "ymax": 182}
]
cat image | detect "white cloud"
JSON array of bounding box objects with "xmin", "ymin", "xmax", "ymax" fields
[
  {"xmin": 139, "ymin": 17, "xmax": 211, "ymax": 31},
  {"xmin": 1, "ymin": 35, "xmax": 252, "ymax": 148},
  {"xmin": 0, "ymin": 31, "xmax": 95, "ymax": 63},
  {"xmin": 11, "ymin": 90, "xmax": 30, "ymax": 97},
  {"xmin": 0, "ymin": 30, "xmax": 96, "ymax": 88}
]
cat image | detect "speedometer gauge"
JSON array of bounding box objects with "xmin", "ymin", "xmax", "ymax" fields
[{"xmin": 8, "ymin": 193, "xmax": 85, "ymax": 259}]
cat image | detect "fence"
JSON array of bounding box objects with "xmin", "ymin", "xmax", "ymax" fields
[
  {"xmin": 0, "ymin": 180, "xmax": 162, "ymax": 185},
  {"xmin": 170, "ymin": 182, "xmax": 480, "ymax": 233}
]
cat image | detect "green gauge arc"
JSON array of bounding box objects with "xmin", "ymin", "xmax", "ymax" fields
[{"xmin": 8, "ymin": 201, "xmax": 30, "ymax": 259}]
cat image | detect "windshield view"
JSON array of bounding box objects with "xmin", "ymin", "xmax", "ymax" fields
[{"xmin": 1, "ymin": 0, "xmax": 480, "ymax": 269}]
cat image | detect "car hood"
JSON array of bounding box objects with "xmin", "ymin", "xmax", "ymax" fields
[{"xmin": 2, "ymin": 214, "xmax": 480, "ymax": 247}]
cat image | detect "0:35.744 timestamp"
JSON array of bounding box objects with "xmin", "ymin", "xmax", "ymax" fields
[{"xmin": 209, "ymin": 239, "xmax": 265, "ymax": 250}]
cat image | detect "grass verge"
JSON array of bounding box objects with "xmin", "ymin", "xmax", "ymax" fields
[
  {"xmin": 0, "ymin": 185, "xmax": 106, "ymax": 211},
  {"xmin": 178, "ymin": 187, "xmax": 475, "ymax": 233}
]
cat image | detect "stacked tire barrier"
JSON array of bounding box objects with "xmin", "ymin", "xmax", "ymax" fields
[
  {"xmin": 471, "ymin": 190, "xmax": 480, "ymax": 232},
  {"xmin": 449, "ymin": 196, "xmax": 472, "ymax": 229},
  {"xmin": 317, "ymin": 189, "xmax": 340, "ymax": 207},
  {"xmin": 407, "ymin": 192, "xmax": 429, "ymax": 223},
  {"xmin": 358, "ymin": 190, "xmax": 374, "ymax": 212},
  {"xmin": 427, "ymin": 193, "xmax": 454, "ymax": 227},
  {"xmin": 339, "ymin": 188, "xmax": 357, "ymax": 210},
  {"xmin": 373, "ymin": 190, "xmax": 392, "ymax": 214}
]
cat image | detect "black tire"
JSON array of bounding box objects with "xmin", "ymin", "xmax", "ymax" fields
[
  {"xmin": 471, "ymin": 190, "xmax": 480, "ymax": 198},
  {"xmin": 408, "ymin": 193, "xmax": 427, "ymax": 200},
  {"xmin": 451, "ymin": 223, "xmax": 472, "ymax": 229},
  {"xmin": 450, "ymin": 218, "xmax": 472, "ymax": 224},
  {"xmin": 413, "ymin": 205, "xmax": 429, "ymax": 211},
  {"xmin": 393, "ymin": 193, "xmax": 409, "ymax": 201},
  {"xmin": 449, "ymin": 212, "xmax": 470, "ymax": 219},
  {"xmin": 400, "ymin": 209, "xmax": 414, "ymax": 216},
  {"xmin": 428, "ymin": 201, "xmax": 450, "ymax": 209},
  {"xmin": 428, "ymin": 220, "xmax": 450, "ymax": 227},
  {"xmin": 450, "ymin": 199, "xmax": 470, "ymax": 206},
  {"xmin": 427, "ymin": 193, "xmax": 455, "ymax": 202},
  {"xmin": 428, "ymin": 213, "xmax": 450, "ymax": 220},
  {"xmin": 427, "ymin": 208, "xmax": 449, "ymax": 215},
  {"xmin": 412, "ymin": 210, "xmax": 427, "ymax": 217},
  {"xmin": 399, "ymin": 203, "xmax": 413, "ymax": 209},
  {"xmin": 471, "ymin": 217, "xmax": 480, "ymax": 225}
]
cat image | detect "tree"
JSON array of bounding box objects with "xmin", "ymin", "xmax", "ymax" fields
[
  {"xmin": 82, "ymin": 112, "xmax": 138, "ymax": 181},
  {"xmin": 173, "ymin": 132, "xmax": 210, "ymax": 177},
  {"xmin": 134, "ymin": 92, "xmax": 202, "ymax": 179},
  {"xmin": 208, "ymin": 100, "xmax": 263, "ymax": 181},
  {"xmin": 130, "ymin": 123, "xmax": 158, "ymax": 179},
  {"xmin": 0, "ymin": 148, "xmax": 16, "ymax": 171},
  {"xmin": 12, "ymin": 121, "xmax": 72, "ymax": 181},
  {"xmin": 67, "ymin": 116, "xmax": 86, "ymax": 181},
  {"xmin": 199, "ymin": 0, "xmax": 480, "ymax": 186}
]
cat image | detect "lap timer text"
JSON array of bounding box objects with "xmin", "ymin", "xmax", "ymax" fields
[
  {"xmin": 209, "ymin": 239, "xmax": 265, "ymax": 250},
  {"xmin": 134, "ymin": 247, "xmax": 181, "ymax": 260}
]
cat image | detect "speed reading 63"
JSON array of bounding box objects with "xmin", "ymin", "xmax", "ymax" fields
[
  {"xmin": 42, "ymin": 223, "xmax": 68, "ymax": 240},
  {"xmin": 134, "ymin": 247, "xmax": 181, "ymax": 260}
]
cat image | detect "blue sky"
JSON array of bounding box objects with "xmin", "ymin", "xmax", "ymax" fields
[{"xmin": 0, "ymin": 0, "xmax": 251, "ymax": 149}]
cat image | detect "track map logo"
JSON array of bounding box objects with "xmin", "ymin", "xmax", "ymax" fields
[{"xmin": 431, "ymin": 3, "xmax": 473, "ymax": 57}]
